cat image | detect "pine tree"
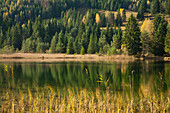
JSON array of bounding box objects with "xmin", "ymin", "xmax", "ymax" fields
[
  {"xmin": 56, "ymin": 31, "xmax": 64, "ymax": 53},
  {"xmin": 153, "ymin": 15, "xmax": 162, "ymax": 32},
  {"xmin": 152, "ymin": 17, "xmax": 168, "ymax": 56},
  {"xmin": 66, "ymin": 36, "xmax": 74, "ymax": 54},
  {"xmin": 151, "ymin": 0, "xmax": 160, "ymax": 14},
  {"xmin": 80, "ymin": 46, "xmax": 85, "ymax": 55},
  {"xmin": 50, "ymin": 32, "xmax": 57, "ymax": 53},
  {"xmin": 137, "ymin": 3, "xmax": 144, "ymax": 20},
  {"xmin": 27, "ymin": 20, "xmax": 33, "ymax": 37},
  {"xmin": 87, "ymin": 33, "xmax": 95, "ymax": 54},
  {"xmin": 98, "ymin": 31, "xmax": 108, "ymax": 54},
  {"xmin": 123, "ymin": 14, "xmax": 141, "ymax": 55},
  {"xmin": 165, "ymin": 25, "xmax": 170, "ymax": 54},
  {"xmin": 166, "ymin": 0, "xmax": 170, "ymax": 14},
  {"xmin": 0, "ymin": 29, "xmax": 4, "ymax": 48},
  {"xmin": 116, "ymin": 26, "xmax": 122, "ymax": 49},
  {"xmin": 107, "ymin": 26, "xmax": 113, "ymax": 44},
  {"xmin": 115, "ymin": 9, "xmax": 122, "ymax": 26}
]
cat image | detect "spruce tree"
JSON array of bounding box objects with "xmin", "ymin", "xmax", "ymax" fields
[
  {"xmin": 165, "ymin": 25, "xmax": 170, "ymax": 54},
  {"xmin": 115, "ymin": 9, "xmax": 122, "ymax": 26},
  {"xmin": 87, "ymin": 33, "xmax": 95, "ymax": 54},
  {"xmin": 56, "ymin": 31, "xmax": 64, "ymax": 53},
  {"xmin": 152, "ymin": 17, "xmax": 168, "ymax": 56},
  {"xmin": 151, "ymin": 0, "xmax": 160, "ymax": 14},
  {"xmin": 116, "ymin": 26, "xmax": 122, "ymax": 49},
  {"xmin": 66, "ymin": 36, "xmax": 74, "ymax": 54},
  {"xmin": 123, "ymin": 14, "xmax": 141, "ymax": 55},
  {"xmin": 50, "ymin": 32, "xmax": 57, "ymax": 53}
]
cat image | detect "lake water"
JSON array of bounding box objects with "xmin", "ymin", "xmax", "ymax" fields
[{"xmin": 0, "ymin": 61, "xmax": 169, "ymax": 94}]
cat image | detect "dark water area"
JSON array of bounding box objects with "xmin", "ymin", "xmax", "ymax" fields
[{"xmin": 0, "ymin": 61, "xmax": 169, "ymax": 94}]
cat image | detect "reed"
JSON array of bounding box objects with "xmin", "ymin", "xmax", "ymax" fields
[{"xmin": 0, "ymin": 86, "xmax": 169, "ymax": 113}]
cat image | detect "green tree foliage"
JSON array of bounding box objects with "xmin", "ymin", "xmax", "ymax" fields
[
  {"xmin": 0, "ymin": 29, "xmax": 4, "ymax": 48},
  {"xmin": 115, "ymin": 26, "xmax": 122, "ymax": 49},
  {"xmin": 151, "ymin": 0, "xmax": 160, "ymax": 14},
  {"xmin": 66, "ymin": 36, "xmax": 74, "ymax": 54},
  {"xmin": 11, "ymin": 24, "xmax": 22, "ymax": 49},
  {"xmin": 115, "ymin": 9, "xmax": 122, "ymax": 26},
  {"xmin": 140, "ymin": 31, "xmax": 150, "ymax": 56},
  {"xmin": 165, "ymin": 25, "xmax": 170, "ymax": 54},
  {"xmin": 87, "ymin": 33, "xmax": 95, "ymax": 54},
  {"xmin": 50, "ymin": 32, "xmax": 58, "ymax": 53},
  {"xmin": 56, "ymin": 31, "xmax": 64, "ymax": 53},
  {"xmin": 166, "ymin": 0, "xmax": 170, "ymax": 14},
  {"xmin": 80, "ymin": 46, "xmax": 85, "ymax": 55},
  {"xmin": 123, "ymin": 14, "xmax": 141, "ymax": 55},
  {"xmin": 98, "ymin": 31, "xmax": 108, "ymax": 54},
  {"xmin": 137, "ymin": 0, "xmax": 146, "ymax": 20},
  {"xmin": 152, "ymin": 17, "xmax": 168, "ymax": 56}
]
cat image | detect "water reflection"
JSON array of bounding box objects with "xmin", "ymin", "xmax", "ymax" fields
[{"xmin": 0, "ymin": 61, "xmax": 169, "ymax": 94}]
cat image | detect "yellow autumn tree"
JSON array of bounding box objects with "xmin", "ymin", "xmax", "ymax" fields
[
  {"xmin": 105, "ymin": 11, "xmax": 114, "ymax": 25},
  {"xmin": 95, "ymin": 13, "xmax": 100, "ymax": 24},
  {"xmin": 141, "ymin": 18, "xmax": 154, "ymax": 34},
  {"xmin": 120, "ymin": 8, "xmax": 124, "ymax": 17}
]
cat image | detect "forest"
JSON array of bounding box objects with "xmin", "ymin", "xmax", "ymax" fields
[{"xmin": 0, "ymin": 0, "xmax": 169, "ymax": 56}]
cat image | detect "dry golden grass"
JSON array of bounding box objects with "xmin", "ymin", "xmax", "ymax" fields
[{"xmin": 0, "ymin": 87, "xmax": 169, "ymax": 113}]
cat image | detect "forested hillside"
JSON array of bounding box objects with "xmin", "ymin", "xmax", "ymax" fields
[{"xmin": 0, "ymin": 0, "xmax": 169, "ymax": 56}]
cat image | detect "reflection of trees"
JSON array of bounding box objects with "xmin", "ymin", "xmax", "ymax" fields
[{"xmin": 0, "ymin": 61, "xmax": 169, "ymax": 93}]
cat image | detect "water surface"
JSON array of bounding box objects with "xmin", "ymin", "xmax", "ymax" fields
[{"xmin": 0, "ymin": 61, "xmax": 169, "ymax": 95}]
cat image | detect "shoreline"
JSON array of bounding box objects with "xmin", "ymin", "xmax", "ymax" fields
[{"xmin": 0, "ymin": 53, "xmax": 169, "ymax": 62}]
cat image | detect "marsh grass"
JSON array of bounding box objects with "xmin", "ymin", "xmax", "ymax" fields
[{"xmin": 0, "ymin": 86, "xmax": 169, "ymax": 113}]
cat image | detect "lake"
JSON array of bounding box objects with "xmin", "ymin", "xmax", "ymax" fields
[{"xmin": 0, "ymin": 60, "xmax": 170, "ymax": 112}]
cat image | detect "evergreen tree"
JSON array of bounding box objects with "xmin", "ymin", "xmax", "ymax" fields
[
  {"xmin": 50, "ymin": 32, "xmax": 58, "ymax": 53},
  {"xmin": 165, "ymin": 25, "xmax": 170, "ymax": 54},
  {"xmin": 116, "ymin": 26, "xmax": 122, "ymax": 49},
  {"xmin": 153, "ymin": 15, "xmax": 162, "ymax": 32},
  {"xmin": 56, "ymin": 31, "xmax": 64, "ymax": 53},
  {"xmin": 123, "ymin": 14, "xmax": 141, "ymax": 55},
  {"xmin": 166, "ymin": 0, "xmax": 170, "ymax": 14},
  {"xmin": 98, "ymin": 31, "xmax": 108, "ymax": 54},
  {"xmin": 66, "ymin": 36, "xmax": 74, "ymax": 54},
  {"xmin": 151, "ymin": 0, "xmax": 160, "ymax": 14},
  {"xmin": 0, "ymin": 29, "xmax": 4, "ymax": 48},
  {"xmin": 137, "ymin": 3, "xmax": 144, "ymax": 20},
  {"xmin": 107, "ymin": 26, "xmax": 113, "ymax": 44},
  {"xmin": 122, "ymin": 9, "xmax": 126, "ymax": 22},
  {"xmin": 27, "ymin": 20, "xmax": 33, "ymax": 37},
  {"xmin": 11, "ymin": 24, "xmax": 22, "ymax": 50},
  {"xmin": 115, "ymin": 9, "xmax": 122, "ymax": 26},
  {"xmin": 152, "ymin": 17, "xmax": 168, "ymax": 56},
  {"xmin": 80, "ymin": 46, "xmax": 85, "ymax": 55},
  {"xmin": 87, "ymin": 33, "xmax": 95, "ymax": 54}
]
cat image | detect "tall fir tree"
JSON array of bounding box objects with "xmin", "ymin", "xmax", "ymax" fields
[
  {"xmin": 152, "ymin": 17, "xmax": 168, "ymax": 56},
  {"xmin": 50, "ymin": 32, "xmax": 58, "ymax": 53},
  {"xmin": 123, "ymin": 14, "xmax": 141, "ymax": 55},
  {"xmin": 165, "ymin": 25, "xmax": 170, "ymax": 54},
  {"xmin": 151, "ymin": 0, "xmax": 160, "ymax": 14},
  {"xmin": 87, "ymin": 33, "xmax": 95, "ymax": 54},
  {"xmin": 67, "ymin": 36, "xmax": 74, "ymax": 54},
  {"xmin": 56, "ymin": 30, "xmax": 64, "ymax": 53}
]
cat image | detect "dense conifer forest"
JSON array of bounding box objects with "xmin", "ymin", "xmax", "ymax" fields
[{"xmin": 0, "ymin": 0, "xmax": 169, "ymax": 56}]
